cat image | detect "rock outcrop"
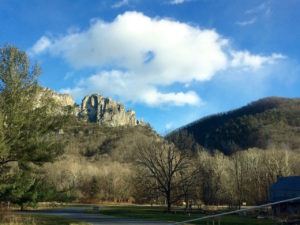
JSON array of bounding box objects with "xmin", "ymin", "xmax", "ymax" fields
[
  {"xmin": 77, "ymin": 94, "xmax": 138, "ymax": 127},
  {"xmin": 37, "ymin": 87, "xmax": 75, "ymax": 107},
  {"xmin": 37, "ymin": 88, "xmax": 141, "ymax": 127}
]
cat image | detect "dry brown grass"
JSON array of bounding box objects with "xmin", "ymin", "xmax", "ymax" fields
[
  {"xmin": 0, "ymin": 207, "xmax": 89, "ymax": 225},
  {"xmin": 0, "ymin": 207, "xmax": 36, "ymax": 225}
]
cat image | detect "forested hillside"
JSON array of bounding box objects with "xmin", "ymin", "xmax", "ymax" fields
[
  {"xmin": 44, "ymin": 120, "xmax": 161, "ymax": 203},
  {"xmin": 168, "ymin": 97, "xmax": 300, "ymax": 154}
]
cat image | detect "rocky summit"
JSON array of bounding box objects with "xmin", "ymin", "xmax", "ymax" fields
[
  {"xmin": 39, "ymin": 88, "xmax": 140, "ymax": 127},
  {"xmin": 77, "ymin": 94, "xmax": 138, "ymax": 127}
]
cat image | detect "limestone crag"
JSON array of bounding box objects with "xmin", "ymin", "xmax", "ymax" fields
[
  {"xmin": 38, "ymin": 87, "xmax": 75, "ymax": 107},
  {"xmin": 37, "ymin": 88, "xmax": 141, "ymax": 127},
  {"xmin": 78, "ymin": 94, "xmax": 138, "ymax": 127}
]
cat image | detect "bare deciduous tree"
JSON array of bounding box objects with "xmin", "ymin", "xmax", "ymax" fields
[{"xmin": 136, "ymin": 139, "xmax": 189, "ymax": 211}]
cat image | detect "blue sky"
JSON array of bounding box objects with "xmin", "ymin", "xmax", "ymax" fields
[{"xmin": 1, "ymin": 0, "xmax": 300, "ymax": 134}]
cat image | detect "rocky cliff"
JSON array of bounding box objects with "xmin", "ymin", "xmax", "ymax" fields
[
  {"xmin": 38, "ymin": 87, "xmax": 75, "ymax": 107},
  {"xmin": 38, "ymin": 88, "xmax": 140, "ymax": 127},
  {"xmin": 77, "ymin": 94, "xmax": 138, "ymax": 127}
]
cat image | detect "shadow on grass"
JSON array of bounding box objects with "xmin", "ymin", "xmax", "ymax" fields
[{"xmin": 99, "ymin": 205, "xmax": 276, "ymax": 225}]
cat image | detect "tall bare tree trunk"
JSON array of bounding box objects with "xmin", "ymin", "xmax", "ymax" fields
[{"xmin": 167, "ymin": 190, "xmax": 171, "ymax": 211}]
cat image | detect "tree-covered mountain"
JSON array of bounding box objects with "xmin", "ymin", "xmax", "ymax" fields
[{"xmin": 167, "ymin": 97, "xmax": 300, "ymax": 155}]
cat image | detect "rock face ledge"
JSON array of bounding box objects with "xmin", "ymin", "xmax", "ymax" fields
[
  {"xmin": 77, "ymin": 94, "xmax": 138, "ymax": 127},
  {"xmin": 39, "ymin": 87, "xmax": 75, "ymax": 107},
  {"xmin": 38, "ymin": 88, "xmax": 140, "ymax": 127}
]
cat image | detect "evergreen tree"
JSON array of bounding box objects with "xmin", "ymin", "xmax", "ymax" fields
[{"xmin": 0, "ymin": 45, "xmax": 68, "ymax": 209}]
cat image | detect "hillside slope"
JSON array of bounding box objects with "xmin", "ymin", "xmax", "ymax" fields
[
  {"xmin": 167, "ymin": 97, "xmax": 300, "ymax": 154},
  {"xmin": 44, "ymin": 119, "xmax": 161, "ymax": 202},
  {"xmin": 37, "ymin": 87, "xmax": 161, "ymax": 202}
]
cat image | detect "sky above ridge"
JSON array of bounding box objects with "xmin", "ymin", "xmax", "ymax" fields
[{"xmin": 1, "ymin": 0, "xmax": 300, "ymax": 134}]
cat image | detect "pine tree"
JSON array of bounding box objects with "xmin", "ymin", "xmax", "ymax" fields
[{"xmin": 0, "ymin": 45, "xmax": 68, "ymax": 209}]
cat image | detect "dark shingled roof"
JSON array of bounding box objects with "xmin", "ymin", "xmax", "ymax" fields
[
  {"xmin": 270, "ymin": 176, "xmax": 300, "ymax": 202},
  {"xmin": 270, "ymin": 176, "xmax": 300, "ymax": 192}
]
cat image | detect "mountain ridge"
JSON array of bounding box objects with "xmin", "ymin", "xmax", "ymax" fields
[
  {"xmin": 172, "ymin": 96, "xmax": 300, "ymax": 132},
  {"xmin": 167, "ymin": 96, "xmax": 300, "ymax": 154}
]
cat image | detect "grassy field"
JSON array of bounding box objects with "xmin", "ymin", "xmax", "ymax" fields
[
  {"xmin": 0, "ymin": 214, "xmax": 90, "ymax": 225},
  {"xmin": 98, "ymin": 205, "xmax": 276, "ymax": 225}
]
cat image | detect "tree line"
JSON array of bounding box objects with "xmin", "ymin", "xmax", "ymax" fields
[{"xmin": 133, "ymin": 137, "xmax": 299, "ymax": 211}]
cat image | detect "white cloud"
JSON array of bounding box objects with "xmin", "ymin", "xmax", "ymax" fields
[
  {"xmin": 169, "ymin": 0, "xmax": 186, "ymax": 4},
  {"xmin": 245, "ymin": 2, "xmax": 268, "ymax": 14},
  {"xmin": 31, "ymin": 11, "xmax": 284, "ymax": 106},
  {"xmin": 29, "ymin": 36, "xmax": 51, "ymax": 55},
  {"xmin": 64, "ymin": 72, "xmax": 74, "ymax": 80},
  {"xmin": 45, "ymin": 11, "xmax": 229, "ymax": 85},
  {"xmin": 230, "ymin": 51, "xmax": 286, "ymax": 70},
  {"xmin": 60, "ymin": 70, "xmax": 202, "ymax": 106},
  {"xmin": 238, "ymin": 2, "xmax": 271, "ymax": 26},
  {"xmin": 112, "ymin": 0, "xmax": 129, "ymax": 9},
  {"xmin": 165, "ymin": 122, "xmax": 174, "ymax": 131},
  {"xmin": 236, "ymin": 18, "xmax": 256, "ymax": 26},
  {"xmin": 142, "ymin": 90, "xmax": 201, "ymax": 106},
  {"xmin": 245, "ymin": 2, "xmax": 271, "ymax": 17}
]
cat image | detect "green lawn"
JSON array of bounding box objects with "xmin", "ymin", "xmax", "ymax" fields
[
  {"xmin": 0, "ymin": 214, "xmax": 90, "ymax": 225},
  {"xmin": 98, "ymin": 205, "xmax": 276, "ymax": 225}
]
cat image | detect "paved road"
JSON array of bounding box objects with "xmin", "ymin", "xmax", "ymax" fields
[{"xmin": 19, "ymin": 206, "xmax": 172, "ymax": 225}]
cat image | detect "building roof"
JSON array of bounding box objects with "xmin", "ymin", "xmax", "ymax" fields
[{"xmin": 270, "ymin": 176, "xmax": 300, "ymax": 192}]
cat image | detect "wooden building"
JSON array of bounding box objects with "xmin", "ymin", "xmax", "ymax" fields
[{"xmin": 270, "ymin": 176, "xmax": 300, "ymax": 218}]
